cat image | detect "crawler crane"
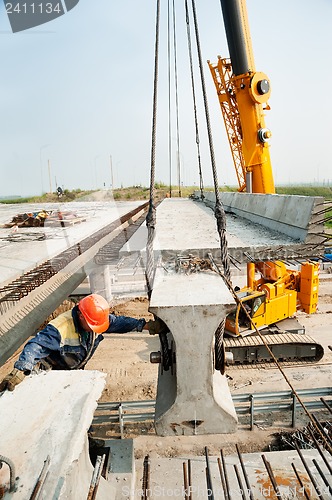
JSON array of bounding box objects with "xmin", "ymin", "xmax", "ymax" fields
[{"xmin": 208, "ymin": 0, "xmax": 324, "ymax": 363}]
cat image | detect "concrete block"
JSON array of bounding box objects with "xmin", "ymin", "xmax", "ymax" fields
[
  {"xmin": 0, "ymin": 371, "xmax": 116, "ymax": 499},
  {"xmin": 149, "ymin": 268, "xmax": 238, "ymax": 436}
]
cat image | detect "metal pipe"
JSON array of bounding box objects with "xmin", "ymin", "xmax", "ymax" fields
[
  {"xmin": 235, "ymin": 444, "xmax": 254, "ymax": 500},
  {"xmin": 249, "ymin": 394, "xmax": 254, "ymax": 430},
  {"xmin": 294, "ymin": 442, "xmax": 325, "ymax": 499},
  {"xmin": 291, "ymin": 463, "xmax": 310, "ymax": 500},
  {"xmin": 320, "ymin": 398, "xmax": 332, "ymax": 415},
  {"xmin": 119, "ymin": 403, "xmax": 124, "ymax": 439},
  {"xmin": 312, "ymin": 458, "xmax": 332, "ymax": 497}
]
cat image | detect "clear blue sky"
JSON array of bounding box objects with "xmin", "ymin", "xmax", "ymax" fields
[{"xmin": 0, "ymin": 0, "xmax": 331, "ymax": 197}]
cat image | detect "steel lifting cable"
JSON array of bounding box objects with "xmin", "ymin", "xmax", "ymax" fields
[
  {"xmin": 172, "ymin": 0, "xmax": 182, "ymax": 197},
  {"xmin": 190, "ymin": 0, "xmax": 231, "ymax": 371},
  {"xmin": 146, "ymin": 0, "xmax": 161, "ymax": 298},
  {"xmin": 184, "ymin": 0, "xmax": 204, "ymax": 200},
  {"xmin": 167, "ymin": 0, "xmax": 172, "ymax": 198},
  {"xmin": 208, "ymin": 254, "xmax": 332, "ymax": 455}
]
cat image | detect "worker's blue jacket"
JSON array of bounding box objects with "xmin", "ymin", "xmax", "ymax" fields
[{"xmin": 14, "ymin": 306, "xmax": 146, "ymax": 373}]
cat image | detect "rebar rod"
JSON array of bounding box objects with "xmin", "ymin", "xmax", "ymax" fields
[
  {"xmin": 294, "ymin": 442, "xmax": 325, "ymax": 499},
  {"xmin": 188, "ymin": 460, "xmax": 192, "ymax": 500},
  {"xmin": 312, "ymin": 415, "xmax": 332, "ymax": 448},
  {"xmin": 235, "ymin": 444, "xmax": 254, "ymax": 500},
  {"xmin": 233, "ymin": 464, "xmax": 246, "ymax": 500},
  {"xmin": 141, "ymin": 455, "xmax": 151, "ymax": 500},
  {"xmin": 320, "ymin": 398, "xmax": 332, "ymax": 415},
  {"xmin": 87, "ymin": 454, "xmax": 105, "ymax": 500},
  {"xmin": 261, "ymin": 454, "xmax": 282, "ymax": 499},
  {"xmin": 30, "ymin": 460, "xmax": 50, "ymax": 500},
  {"xmin": 217, "ymin": 457, "xmax": 228, "ymax": 500},
  {"xmin": 220, "ymin": 449, "xmax": 231, "ymax": 500},
  {"xmin": 291, "ymin": 463, "xmax": 310, "ymax": 500},
  {"xmin": 312, "ymin": 458, "xmax": 332, "ymax": 497},
  {"xmin": 204, "ymin": 447, "xmax": 214, "ymax": 500},
  {"xmin": 183, "ymin": 462, "xmax": 189, "ymax": 498}
]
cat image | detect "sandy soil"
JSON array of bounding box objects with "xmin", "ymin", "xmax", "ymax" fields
[
  {"xmin": 86, "ymin": 278, "xmax": 332, "ymax": 455},
  {"xmin": 86, "ymin": 281, "xmax": 332, "ymax": 401},
  {"xmin": 1, "ymin": 278, "xmax": 331, "ymax": 456}
]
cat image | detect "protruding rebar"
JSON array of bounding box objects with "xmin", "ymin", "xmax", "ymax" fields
[
  {"xmin": 235, "ymin": 444, "xmax": 254, "ymax": 500},
  {"xmin": 261, "ymin": 454, "xmax": 282, "ymax": 499},
  {"xmin": 233, "ymin": 464, "xmax": 246, "ymax": 500},
  {"xmin": 291, "ymin": 463, "xmax": 310, "ymax": 500},
  {"xmin": 312, "ymin": 458, "xmax": 332, "ymax": 497},
  {"xmin": 204, "ymin": 447, "xmax": 214, "ymax": 500},
  {"xmin": 294, "ymin": 442, "xmax": 324, "ymax": 498},
  {"xmin": 217, "ymin": 457, "xmax": 228, "ymax": 500}
]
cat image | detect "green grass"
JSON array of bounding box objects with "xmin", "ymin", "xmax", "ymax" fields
[
  {"xmin": 1, "ymin": 185, "xmax": 331, "ymax": 228},
  {"xmin": 276, "ymin": 186, "xmax": 332, "ymax": 197}
]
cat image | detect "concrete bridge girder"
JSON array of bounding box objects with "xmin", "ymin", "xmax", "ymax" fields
[{"xmin": 150, "ymin": 269, "xmax": 238, "ymax": 436}]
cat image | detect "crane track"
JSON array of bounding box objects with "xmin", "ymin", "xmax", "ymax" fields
[{"xmin": 224, "ymin": 332, "xmax": 324, "ymax": 367}]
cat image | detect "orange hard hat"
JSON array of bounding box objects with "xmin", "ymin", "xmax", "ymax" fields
[{"xmin": 78, "ymin": 294, "xmax": 110, "ymax": 333}]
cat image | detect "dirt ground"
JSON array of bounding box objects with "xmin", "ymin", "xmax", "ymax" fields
[
  {"xmin": 86, "ymin": 278, "xmax": 332, "ymax": 455},
  {"xmin": 1, "ymin": 277, "xmax": 331, "ymax": 456}
]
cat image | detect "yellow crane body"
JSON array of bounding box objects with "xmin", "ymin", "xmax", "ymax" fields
[{"xmin": 226, "ymin": 261, "xmax": 319, "ymax": 337}]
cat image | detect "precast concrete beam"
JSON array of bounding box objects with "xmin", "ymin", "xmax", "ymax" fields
[
  {"xmin": 0, "ymin": 201, "xmax": 148, "ymax": 366},
  {"xmin": 0, "ymin": 370, "xmax": 115, "ymax": 499},
  {"xmin": 120, "ymin": 198, "xmax": 319, "ymax": 265},
  {"xmin": 201, "ymin": 191, "xmax": 325, "ymax": 244},
  {"xmin": 149, "ymin": 268, "xmax": 238, "ymax": 436}
]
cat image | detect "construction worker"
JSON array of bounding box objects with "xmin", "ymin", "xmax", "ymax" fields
[{"xmin": 0, "ymin": 294, "xmax": 162, "ymax": 392}]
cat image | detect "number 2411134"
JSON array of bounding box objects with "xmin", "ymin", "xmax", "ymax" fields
[{"xmin": 6, "ymin": 3, "xmax": 62, "ymax": 14}]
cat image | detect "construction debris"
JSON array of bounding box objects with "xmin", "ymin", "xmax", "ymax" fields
[
  {"xmin": 273, "ymin": 419, "xmax": 332, "ymax": 452},
  {"xmin": 2, "ymin": 210, "xmax": 86, "ymax": 228}
]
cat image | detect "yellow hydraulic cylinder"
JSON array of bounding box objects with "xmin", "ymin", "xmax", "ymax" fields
[{"xmin": 232, "ymin": 72, "xmax": 275, "ymax": 194}]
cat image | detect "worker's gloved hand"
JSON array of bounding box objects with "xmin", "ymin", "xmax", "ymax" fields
[
  {"xmin": 0, "ymin": 368, "xmax": 25, "ymax": 392},
  {"xmin": 146, "ymin": 318, "xmax": 168, "ymax": 336}
]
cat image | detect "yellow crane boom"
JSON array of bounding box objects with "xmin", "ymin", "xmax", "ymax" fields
[{"xmin": 209, "ymin": 0, "xmax": 275, "ymax": 193}]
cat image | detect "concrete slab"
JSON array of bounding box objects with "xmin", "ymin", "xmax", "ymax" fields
[
  {"xmin": 120, "ymin": 198, "xmax": 317, "ymax": 264},
  {"xmin": 0, "ymin": 200, "xmax": 144, "ymax": 287},
  {"xmin": 134, "ymin": 449, "xmax": 331, "ymax": 499},
  {"xmin": 0, "ymin": 200, "xmax": 148, "ymax": 366},
  {"xmin": 0, "ymin": 370, "xmax": 116, "ymax": 499}
]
